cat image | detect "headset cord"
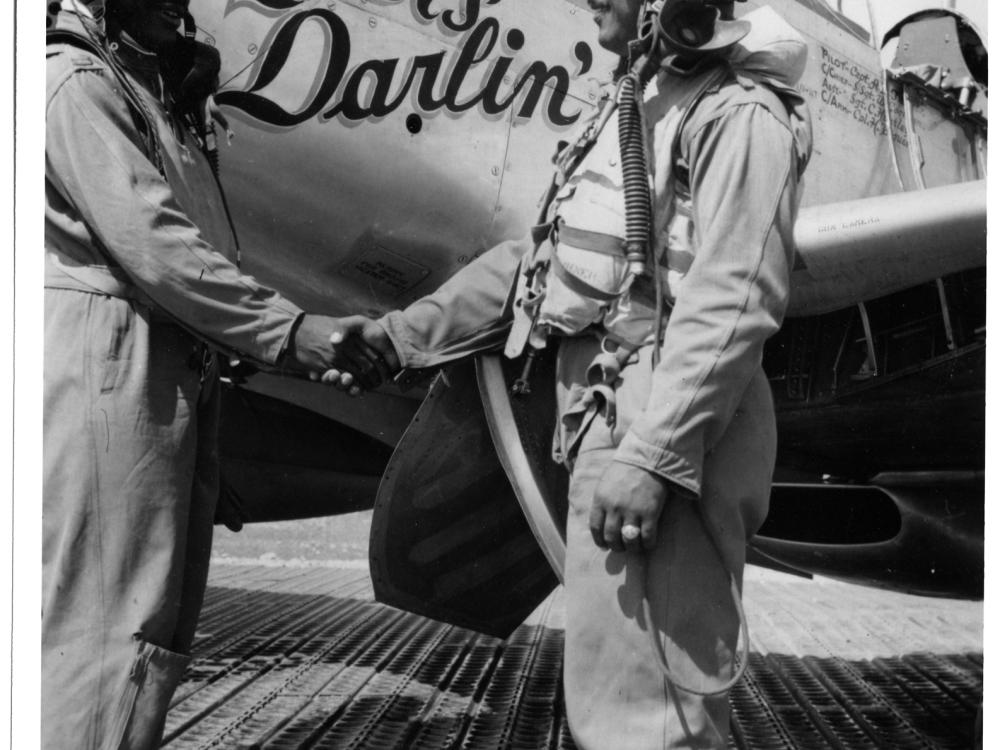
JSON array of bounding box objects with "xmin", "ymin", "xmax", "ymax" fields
[
  {"xmin": 196, "ymin": 109, "xmax": 244, "ymax": 269},
  {"xmin": 635, "ymin": 518, "xmax": 751, "ymax": 696}
]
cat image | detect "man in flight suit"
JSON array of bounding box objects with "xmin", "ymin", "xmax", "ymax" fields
[
  {"xmin": 44, "ymin": 1, "xmax": 348, "ymax": 747},
  {"xmin": 322, "ymin": 0, "xmax": 811, "ymax": 746}
]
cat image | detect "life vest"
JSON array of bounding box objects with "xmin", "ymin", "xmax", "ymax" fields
[
  {"xmin": 504, "ymin": 6, "xmax": 810, "ymax": 359},
  {"xmin": 505, "ymin": 64, "xmax": 724, "ymax": 358}
]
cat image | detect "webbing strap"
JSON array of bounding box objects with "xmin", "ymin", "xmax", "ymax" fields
[
  {"xmin": 530, "ymin": 222, "xmax": 553, "ymax": 244},
  {"xmin": 548, "ymin": 252, "xmax": 620, "ymax": 304},
  {"xmin": 47, "ymin": 28, "xmax": 103, "ymax": 57},
  {"xmin": 629, "ymin": 273, "xmax": 660, "ymax": 308},
  {"xmin": 554, "ymin": 220, "xmax": 627, "ymax": 258}
]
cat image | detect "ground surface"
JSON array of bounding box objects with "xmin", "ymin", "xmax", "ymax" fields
[{"xmin": 164, "ymin": 516, "xmax": 984, "ymax": 749}]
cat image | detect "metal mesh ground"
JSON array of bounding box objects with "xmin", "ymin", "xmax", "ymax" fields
[{"xmin": 162, "ymin": 564, "xmax": 982, "ymax": 750}]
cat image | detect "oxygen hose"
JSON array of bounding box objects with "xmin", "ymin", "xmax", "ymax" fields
[{"xmin": 617, "ymin": 71, "xmax": 655, "ymax": 279}]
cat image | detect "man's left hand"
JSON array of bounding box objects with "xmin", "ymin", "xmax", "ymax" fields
[{"xmin": 590, "ymin": 462, "xmax": 670, "ymax": 553}]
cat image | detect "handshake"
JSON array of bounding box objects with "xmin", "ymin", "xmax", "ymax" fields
[{"xmin": 284, "ymin": 314, "xmax": 401, "ymax": 395}]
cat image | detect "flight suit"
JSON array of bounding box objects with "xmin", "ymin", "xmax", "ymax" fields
[
  {"xmin": 44, "ymin": 9, "xmax": 302, "ymax": 749},
  {"xmin": 377, "ymin": 9, "xmax": 811, "ymax": 748}
]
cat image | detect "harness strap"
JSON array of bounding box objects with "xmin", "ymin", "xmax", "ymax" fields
[
  {"xmin": 554, "ymin": 220, "xmax": 627, "ymax": 258},
  {"xmin": 629, "ymin": 273, "xmax": 661, "ymax": 310},
  {"xmin": 548, "ymin": 252, "xmax": 621, "ymax": 304},
  {"xmin": 529, "ymin": 222, "xmax": 552, "ymax": 245},
  {"xmin": 47, "ymin": 27, "xmax": 102, "ymax": 56},
  {"xmin": 505, "ymin": 96, "xmax": 621, "ymax": 365}
]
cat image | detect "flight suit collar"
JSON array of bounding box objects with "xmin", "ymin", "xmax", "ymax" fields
[
  {"xmin": 109, "ymin": 30, "xmax": 166, "ymax": 101},
  {"xmin": 657, "ymin": 54, "xmax": 730, "ymax": 97}
]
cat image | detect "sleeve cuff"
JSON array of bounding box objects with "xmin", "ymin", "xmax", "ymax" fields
[
  {"xmin": 273, "ymin": 311, "xmax": 306, "ymax": 366},
  {"xmin": 613, "ymin": 431, "xmax": 702, "ymax": 499},
  {"xmin": 377, "ymin": 311, "xmax": 422, "ymax": 369}
]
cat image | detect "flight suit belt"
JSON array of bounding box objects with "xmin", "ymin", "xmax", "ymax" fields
[
  {"xmin": 44, "ymin": 261, "xmax": 177, "ymax": 325},
  {"xmin": 46, "ymin": 261, "xmax": 145, "ymax": 301},
  {"xmin": 45, "ymin": 258, "xmax": 213, "ymax": 379}
]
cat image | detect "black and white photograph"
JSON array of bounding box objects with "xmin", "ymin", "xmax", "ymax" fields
[{"xmin": 10, "ymin": 0, "xmax": 990, "ymax": 747}]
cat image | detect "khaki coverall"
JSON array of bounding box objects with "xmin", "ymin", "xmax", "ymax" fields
[
  {"xmin": 44, "ymin": 11, "xmax": 302, "ymax": 749},
  {"xmin": 378, "ymin": 14, "xmax": 811, "ymax": 748}
]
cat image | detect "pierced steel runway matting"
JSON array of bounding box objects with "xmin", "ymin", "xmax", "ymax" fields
[{"xmin": 163, "ymin": 564, "xmax": 982, "ymax": 750}]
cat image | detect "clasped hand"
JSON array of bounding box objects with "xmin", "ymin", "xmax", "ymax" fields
[{"xmin": 285, "ymin": 314, "xmax": 400, "ymax": 394}]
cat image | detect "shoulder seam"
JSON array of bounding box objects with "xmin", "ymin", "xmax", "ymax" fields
[
  {"xmin": 47, "ymin": 57, "xmax": 110, "ymax": 113},
  {"xmin": 47, "ymin": 40, "xmax": 106, "ymax": 63},
  {"xmin": 684, "ymin": 96, "xmax": 793, "ymax": 146}
]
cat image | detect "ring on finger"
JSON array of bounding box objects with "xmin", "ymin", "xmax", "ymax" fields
[{"xmin": 621, "ymin": 524, "xmax": 641, "ymax": 542}]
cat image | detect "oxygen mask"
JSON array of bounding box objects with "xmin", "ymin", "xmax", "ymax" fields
[
  {"xmin": 161, "ymin": 11, "xmax": 222, "ymax": 115},
  {"xmin": 631, "ymin": 0, "xmax": 751, "ymax": 78}
]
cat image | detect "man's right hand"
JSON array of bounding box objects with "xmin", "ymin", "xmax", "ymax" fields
[
  {"xmin": 283, "ymin": 314, "xmax": 345, "ymax": 380},
  {"xmin": 321, "ymin": 315, "xmax": 401, "ymax": 394},
  {"xmin": 284, "ymin": 314, "xmax": 400, "ymax": 393}
]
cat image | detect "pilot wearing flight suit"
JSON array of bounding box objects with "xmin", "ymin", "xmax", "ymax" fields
[
  {"xmin": 323, "ymin": 0, "xmax": 811, "ymax": 747},
  {"xmin": 43, "ymin": 1, "xmax": 348, "ymax": 747}
]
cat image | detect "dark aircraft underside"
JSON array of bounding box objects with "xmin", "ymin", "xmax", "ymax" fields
[{"xmin": 217, "ymin": 262, "xmax": 985, "ymax": 640}]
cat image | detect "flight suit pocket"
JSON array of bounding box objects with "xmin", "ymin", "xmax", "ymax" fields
[
  {"xmin": 103, "ymin": 637, "xmax": 190, "ymax": 750},
  {"xmin": 99, "ymin": 299, "xmax": 133, "ymax": 394}
]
